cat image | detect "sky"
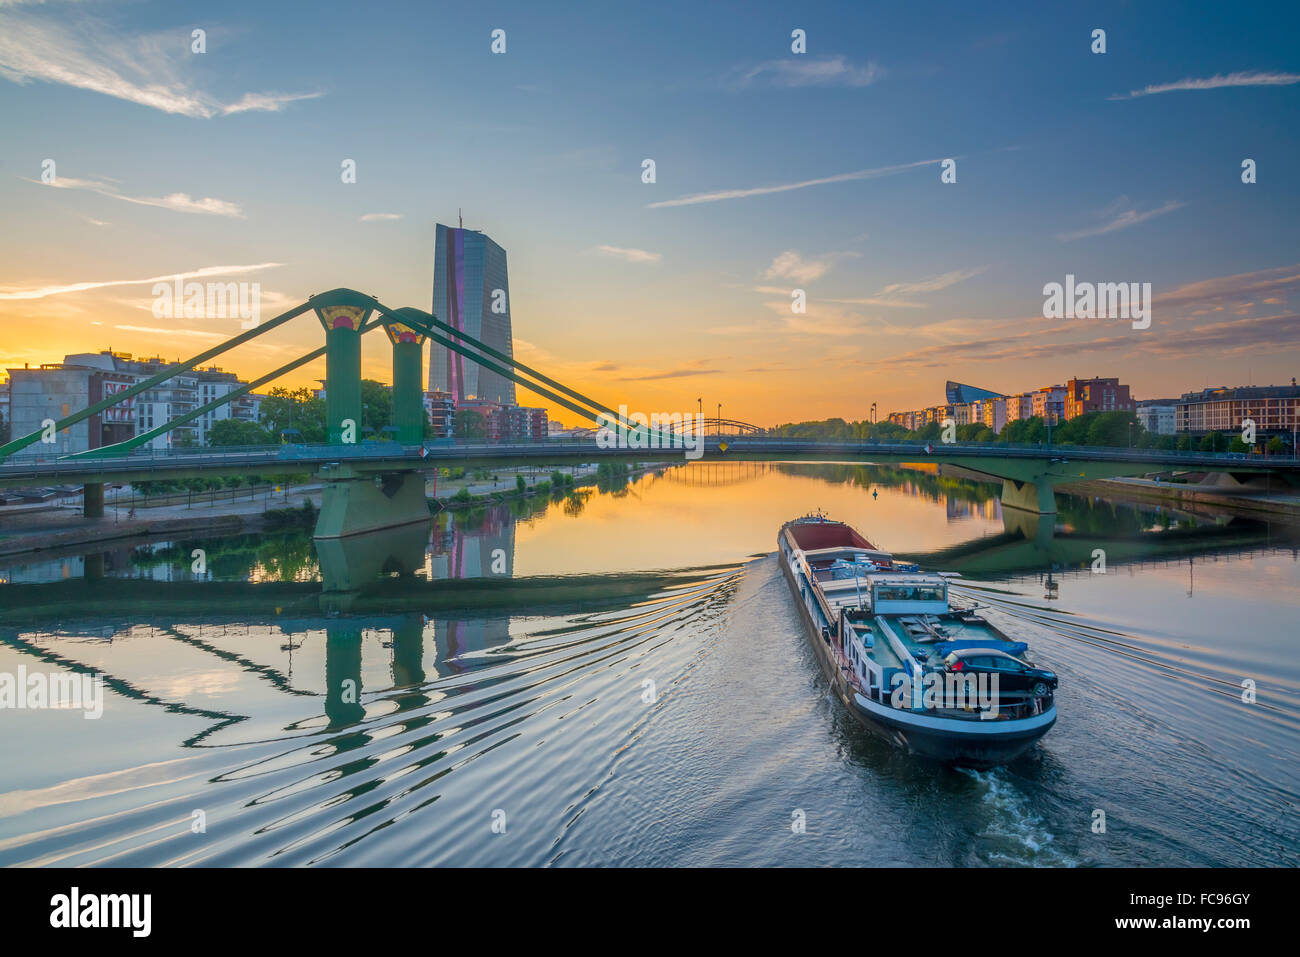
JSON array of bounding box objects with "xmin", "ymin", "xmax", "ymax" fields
[{"xmin": 1, "ymin": 0, "xmax": 1298, "ymax": 428}]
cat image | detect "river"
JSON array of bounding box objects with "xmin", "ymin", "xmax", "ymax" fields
[{"xmin": 1, "ymin": 462, "xmax": 1297, "ymax": 866}]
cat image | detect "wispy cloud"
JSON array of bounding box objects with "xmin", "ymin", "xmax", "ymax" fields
[
  {"xmin": 222, "ymin": 92, "xmax": 322, "ymax": 115},
  {"xmin": 1155, "ymin": 263, "xmax": 1300, "ymax": 310},
  {"xmin": 589, "ymin": 245, "xmax": 662, "ymax": 264},
  {"xmin": 821, "ymin": 296, "xmax": 926, "ymax": 308},
  {"xmin": 816, "ymin": 267, "xmax": 985, "ymax": 309},
  {"xmin": 360, "ymin": 212, "xmax": 403, "ymax": 222},
  {"xmin": 1110, "ymin": 70, "xmax": 1300, "ymax": 101},
  {"xmin": 733, "ymin": 55, "xmax": 883, "ymax": 89},
  {"xmin": 0, "ymin": 11, "xmax": 321, "ymax": 117},
  {"xmin": 27, "ymin": 173, "xmax": 244, "ymax": 217},
  {"xmin": 112, "ymin": 325, "xmax": 228, "ymax": 339},
  {"xmin": 0, "ymin": 263, "xmax": 283, "ymax": 301},
  {"xmin": 881, "ymin": 266, "xmax": 987, "ymax": 296},
  {"xmin": 764, "ymin": 250, "xmax": 859, "ymax": 283},
  {"xmin": 620, "ymin": 367, "xmax": 720, "ymax": 381},
  {"xmin": 647, "ymin": 158, "xmax": 944, "ymax": 208},
  {"xmin": 1057, "ymin": 199, "xmax": 1184, "ymax": 242}
]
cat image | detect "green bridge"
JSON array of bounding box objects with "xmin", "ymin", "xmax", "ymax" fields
[{"xmin": 3, "ymin": 288, "xmax": 1296, "ymax": 537}]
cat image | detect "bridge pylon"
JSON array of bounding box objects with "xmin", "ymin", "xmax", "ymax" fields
[
  {"xmin": 386, "ymin": 309, "xmax": 429, "ymax": 445},
  {"xmin": 312, "ymin": 292, "xmax": 374, "ymax": 444}
]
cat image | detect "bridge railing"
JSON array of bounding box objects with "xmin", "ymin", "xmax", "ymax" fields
[{"xmin": 0, "ymin": 436, "xmax": 1296, "ymax": 482}]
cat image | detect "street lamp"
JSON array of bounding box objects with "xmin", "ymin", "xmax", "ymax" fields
[{"xmin": 717, "ymin": 403, "xmax": 721, "ymax": 437}]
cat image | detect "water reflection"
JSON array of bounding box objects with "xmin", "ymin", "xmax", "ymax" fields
[
  {"xmin": 2, "ymin": 463, "xmax": 1296, "ymax": 598},
  {"xmin": 1, "ymin": 463, "xmax": 1297, "ymax": 867}
]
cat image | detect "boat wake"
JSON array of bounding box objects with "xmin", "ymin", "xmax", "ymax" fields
[{"xmin": 958, "ymin": 768, "xmax": 1077, "ymax": 867}]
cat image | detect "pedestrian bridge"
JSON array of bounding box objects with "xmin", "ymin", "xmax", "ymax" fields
[
  {"xmin": 2, "ymin": 436, "xmax": 1295, "ymax": 520},
  {"xmin": 1, "ymin": 287, "xmax": 1295, "ymax": 534}
]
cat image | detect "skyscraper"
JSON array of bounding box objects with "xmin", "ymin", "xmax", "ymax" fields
[{"xmin": 429, "ymin": 223, "xmax": 516, "ymax": 406}]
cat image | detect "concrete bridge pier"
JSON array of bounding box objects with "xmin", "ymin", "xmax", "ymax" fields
[
  {"xmin": 391, "ymin": 614, "xmax": 427, "ymax": 688},
  {"xmin": 324, "ymin": 622, "xmax": 365, "ymax": 730},
  {"xmin": 314, "ymin": 464, "xmax": 431, "ymax": 540},
  {"xmin": 83, "ymin": 482, "xmax": 104, "ymax": 518},
  {"xmin": 317, "ymin": 520, "xmax": 432, "ymax": 607},
  {"xmin": 83, "ymin": 551, "xmax": 105, "ymax": 580},
  {"xmin": 957, "ymin": 455, "xmax": 1151, "ymax": 516},
  {"xmin": 1000, "ymin": 477, "xmax": 1059, "ymax": 515}
]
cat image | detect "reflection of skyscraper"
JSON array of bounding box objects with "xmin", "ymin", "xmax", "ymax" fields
[
  {"xmin": 430, "ymin": 223, "xmax": 516, "ymax": 406},
  {"xmin": 429, "ymin": 505, "xmax": 515, "ymax": 580}
]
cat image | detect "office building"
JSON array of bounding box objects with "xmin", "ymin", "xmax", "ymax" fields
[
  {"xmin": 430, "ymin": 223, "xmax": 516, "ymax": 407},
  {"xmin": 1175, "ymin": 382, "xmax": 1300, "ymax": 439}
]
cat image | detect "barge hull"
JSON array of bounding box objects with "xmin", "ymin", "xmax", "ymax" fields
[{"xmin": 779, "ymin": 547, "xmax": 1053, "ymax": 769}]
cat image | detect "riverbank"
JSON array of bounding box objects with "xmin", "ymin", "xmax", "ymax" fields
[
  {"xmin": 0, "ymin": 463, "xmax": 658, "ymax": 559},
  {"xmin": 1077, "ymin": 476, "xmax": 1300, "ymax": 521}
]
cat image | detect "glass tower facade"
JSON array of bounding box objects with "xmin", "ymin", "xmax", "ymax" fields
[{"xmin": 429, "ymin": 223, "xmax": 516, "ymax": 406}]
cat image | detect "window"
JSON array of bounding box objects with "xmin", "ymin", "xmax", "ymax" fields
[{"xmin": 875, "ymin": 583, "xmax": 945, "ymax": 603}]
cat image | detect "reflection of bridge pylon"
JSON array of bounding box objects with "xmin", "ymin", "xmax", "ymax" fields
[{"xmin": 657, "ymin": 461, "xmax": 776, "ymax": 487}]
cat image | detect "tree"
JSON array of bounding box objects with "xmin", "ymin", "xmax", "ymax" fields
[
  {"xmin": 455, "ymin": 409, "xmax": 487, "ymax": 439},
  {"xmin": 1083, "ymin": 410, "xmax": 1139, "ymax": 448},
  {"xmin": 258, "ymin": 387, "xmax": 326, "ymax": 443},
  {"xmin": 360, "ymin": 379, "xmax": 392, "ymax": 438},
  {"xmin": 1228, "ymin": 436, "xmax": 1250, "ymax": 454},
  {"xmin": 1200, "ymin": 431, "xmax": 1224, "ymax": 453},
  {"xmin": 1001, "ymin": 416, "xmax": 1046, "ymax": 445},
  {"xmin": 208, "ymin": 418, "xmax": 274, "ymax": 447},
  {"xmin": 1267, "ymin": 435, "xmax": 1286, "ymax": 456}
]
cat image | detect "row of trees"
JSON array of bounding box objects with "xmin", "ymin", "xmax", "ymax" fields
[
  {"xmin": 770, "ymin": 410, "xmax": 1288, "ymax": 454},
  {"xmin": 207, "ymin": 383, "xmax": 497, "ymax": 447}
]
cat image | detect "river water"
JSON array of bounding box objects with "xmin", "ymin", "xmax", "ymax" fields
[{"xmin": 1, "ymin": 462, "xmax": 1297, "ymax": 866}]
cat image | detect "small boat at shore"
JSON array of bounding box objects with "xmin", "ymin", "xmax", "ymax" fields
[{"xmin": 779, "ymin": 514, "xmax": 1057, "ymax": 768}]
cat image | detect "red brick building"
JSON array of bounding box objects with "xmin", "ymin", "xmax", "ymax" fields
[{"xmin": 1063, "ymin": 377, "xmax": 1134, "ymax": 419}]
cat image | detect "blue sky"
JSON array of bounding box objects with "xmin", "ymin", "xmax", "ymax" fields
[{"xmin": 2, "ymin": 0, "xmax": 1298, "ymax": 424}]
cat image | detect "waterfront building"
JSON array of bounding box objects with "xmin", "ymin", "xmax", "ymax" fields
[
  {"xmin": 1063, "ymin": 376, "xmax": 1133, "ymax": 419},
  {"xmin": 5, "ymin": 360, "xmax": 136, "ymax": 455},
  {"xmin": 456, "ymin": 398, "xmax": 504, "ymax": 441},
  {"xmin": 1136, "ymin": 400, "xmax": 1177, "ymax": 435},
  {"xmin": 1031, "ymin": 386, "xmax": 1066, "ymax": 424},
  {"xmin": 194, "ymin": 367, "xmax": 258, "ymax": 445},
  {"xmin": 1174, "ymin": 382, "xmax": 1300, "ymax": 440},
  {"xmin": 982, "ymin": 396, "xmax": 1008, "ymax": 433},
  {"xmin": 945, "ymin": 381, "xmax": 1004, "ymax": 404},
  {"xmin": 424, "ymin": 390, "xmax": 455, "ymax": 439},
  {"xmin": 498, "ymin": 405, "xmax": 549, "ymax": 442},
  {"xmin": 1005, "ymin": 392, "xmax": 1034, "ymax": 423}
]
